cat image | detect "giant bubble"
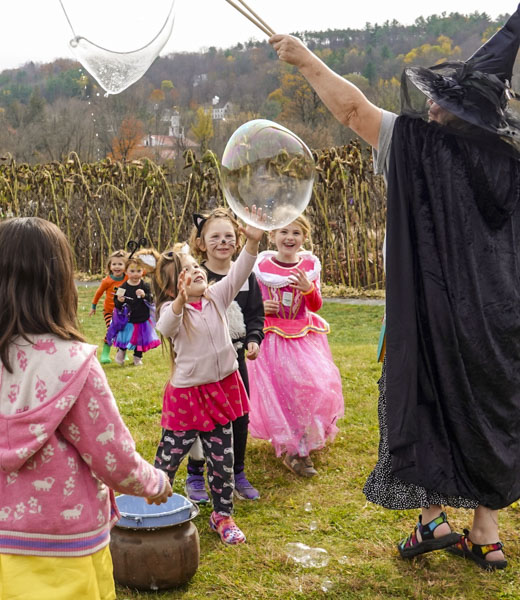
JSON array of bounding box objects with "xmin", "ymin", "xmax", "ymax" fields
[
  {"xmin": 60, "ymin": 0, "xmax": 175, "ymax": 95},
  {"xmin": 221, "ymin": 120, "xmax": 315, "ymax": 230}
]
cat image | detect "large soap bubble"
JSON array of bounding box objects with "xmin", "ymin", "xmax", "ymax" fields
[
  {"xmin": 221, "ymin": 120, "xmax": 315, "ymax": 231},
  {"xmin": 59, "ymin": 0, "xmax": 175, "ymax": 95}
]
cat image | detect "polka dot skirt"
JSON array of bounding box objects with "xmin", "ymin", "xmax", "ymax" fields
[{"xmin": 363, "ymin": 360, "xmax": 478, "ymax": 510}]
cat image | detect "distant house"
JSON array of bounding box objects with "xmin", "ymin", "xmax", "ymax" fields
[
  {"xmin": 141, "ymin": 130, "xmax": 197, "ymax": 160},
  {"xmin": 137, "ymin": 108, "xmax": 199, "ymax": 159},
  {"xmin": 212, "ymin": 101, "xmax": 233, "ymax": 120},
  {"xmin": 161, "ymin": 109, "xmax": 185, "ymax": 140}
]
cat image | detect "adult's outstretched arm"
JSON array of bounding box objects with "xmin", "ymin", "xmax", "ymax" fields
[{"xmin": 270, "ymin": 34, "xmax": 383, "ymax": 149}]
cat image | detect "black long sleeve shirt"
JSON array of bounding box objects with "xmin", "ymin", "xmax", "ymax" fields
[{"xmin": 114, "ymin": 280, "xmax": 152, "ymax": 324}]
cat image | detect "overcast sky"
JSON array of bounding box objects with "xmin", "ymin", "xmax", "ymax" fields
[{"xmin": 1, "ymin": 0, "xmax": 517, "ymax": 71}]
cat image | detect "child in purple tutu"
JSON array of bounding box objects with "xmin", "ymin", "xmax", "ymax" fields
[
  {"xmin": 107, "ymin": 256, "xmax": 160, "ymax": 366},
  {"xmin": 247, "ymin": 215, "xmax": 344, "ymax": 477},
  {"xmin": 151, "ymin": 213, "xmax": 264, "ymax": 545}
]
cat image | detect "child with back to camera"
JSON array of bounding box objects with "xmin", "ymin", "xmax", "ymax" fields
[
  {"xmin": 89, "ymin": 249, "xmax": 128, "ymax": 364},
  {"xmin": 152, "ymin": 210, "xmax": 264, "ymax": 545},
  {"xmin": 247, "ymin": 215, "xmax": 344, "ymax": 477},
  {"xmin": 0, "ymin": 217, "xmax": 171, "ymax": 600},
  {"xmin": 183, "ymin": 208, "xmax": 265, "ymax": 504}
]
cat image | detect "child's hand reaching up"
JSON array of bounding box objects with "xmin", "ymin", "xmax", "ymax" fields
[
  {"xmin": 172, "ymin": 269, "xmax": 191, "ymax": 315},
  {"xmin": 177, "ymin": 269, "xmax": 191, "ymax": 303},
  {"xmin": 240, "ymin": 206, "xmax": 266, "ymax": 253}
]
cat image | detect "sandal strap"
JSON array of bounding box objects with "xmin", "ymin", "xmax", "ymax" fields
[
  {"xmin": 417, "ymin": 511, "xmax": 449, "ymax": 541},
  {"xmin": 400, "ymin": 511, "xmax": 451, "ymax": 550},
  {"xmin": 284, "ymin": 454, "xmax": 305, "ymax": 476},
  {"xmin": 399, "ymin": 525, "xmax": 420, "ymax": 550},
  {"xmin": 460, "ymin": 529, "xmax": 504, "ymax": 558}
]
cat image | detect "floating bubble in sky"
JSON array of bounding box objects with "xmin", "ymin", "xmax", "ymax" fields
[
  {"xmin": 59, "ymin": 0, "xmax": 175, "ymax": 95},
  {"xmin": 221, "ymin": 119, "xmax": 315, "ymax": 231}
]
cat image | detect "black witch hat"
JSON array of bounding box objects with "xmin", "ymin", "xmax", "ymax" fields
[{"xmin": 402, "ymin": 4, "xmax": 520, "ymax": 151}]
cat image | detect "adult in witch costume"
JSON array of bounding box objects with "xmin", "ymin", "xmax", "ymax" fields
[{"xmin": 271, "ymin": 6, "xmax": 520, "ymax": 570}]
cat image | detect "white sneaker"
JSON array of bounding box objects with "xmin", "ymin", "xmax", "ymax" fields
[
  {"xmin": 133, "ymin": 356, "xmax": 143, "ymax": 366},
  {"xmin": 115, "ymin": 349, "xmax": 126, "ymax": 365}
]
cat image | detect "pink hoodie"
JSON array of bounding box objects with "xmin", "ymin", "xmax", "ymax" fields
[
  {"xmin": 0, "ymin": 335, "xmax": 167, "ymax": 557},
  {"xmin": 157, "ymin": 247, "xmax": 257, "ymax": 388}
]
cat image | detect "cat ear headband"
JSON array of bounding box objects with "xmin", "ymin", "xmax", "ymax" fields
[{"xmin": 193, "ymin": 213, "xmax": 207, "ymax": 237}]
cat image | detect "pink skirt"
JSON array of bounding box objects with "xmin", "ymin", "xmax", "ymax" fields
[
  {"xmin": 161, "ymin": 370, "xmax": 249, "ymax": 431},
  {"xmin": 247, "ymin": 331, "xmax": 344, "ymax": 457}
]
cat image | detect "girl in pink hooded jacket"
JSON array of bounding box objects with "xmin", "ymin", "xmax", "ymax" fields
[
  {"xmin": 152, "ymin": 212, "xmax": 264, "ymax": 546},
  {"xmin": 0, "ymin": 217, "xmax": 171, "ymax": 600}
]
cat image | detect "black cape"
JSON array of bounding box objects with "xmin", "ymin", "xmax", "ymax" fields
[{"xmin": 385, "ymin": 115, "xmax": 520, "ymax": 509}]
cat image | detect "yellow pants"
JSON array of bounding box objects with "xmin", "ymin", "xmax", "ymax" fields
[{"xmin": 0, "ymin": 546, "xmax": 115, "ymax": 600}]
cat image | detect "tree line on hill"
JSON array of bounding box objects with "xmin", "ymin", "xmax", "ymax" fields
[{"xmin": 0, "ymin": 11, "xmax": 513, "ymax": 166}]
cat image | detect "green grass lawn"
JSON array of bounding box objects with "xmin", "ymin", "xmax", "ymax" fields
[{"xmin": 77, "ymin": 287, "xmax": 520, "ymax": 600}]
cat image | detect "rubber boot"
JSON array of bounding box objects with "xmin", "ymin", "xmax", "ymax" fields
[{"xmin": 100, "ymin": 343, "xmax": 112, "ymax": 364}]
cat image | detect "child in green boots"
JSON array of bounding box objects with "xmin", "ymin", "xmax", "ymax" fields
[{"xmin": 89, "ymin": 249, "xmax": 128, "ymax": 363}]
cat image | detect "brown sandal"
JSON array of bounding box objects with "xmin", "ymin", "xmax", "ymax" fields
[
  {"xmin": 301, "ymin": 456, "xmax": 318, "ymax": 476},
  {"xmin": 283, "ymin": 454, "xmax": 317, "ymax": 478}
]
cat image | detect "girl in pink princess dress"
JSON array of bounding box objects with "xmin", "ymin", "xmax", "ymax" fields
[{"xmin": 247, "ymin": 215, "xmax": 344, "ymax": 477}]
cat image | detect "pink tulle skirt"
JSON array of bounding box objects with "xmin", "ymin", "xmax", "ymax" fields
[
  {"xmin": 162, "ymin": 370, "xmax": 249, "ymax": 432},
  {"xmin": 247, "ymin": 331, "xmax": 344, "ymax": 457},
  {"xmin": 113, "ymin": 320, "xmax": 160, "ymax": 352}
]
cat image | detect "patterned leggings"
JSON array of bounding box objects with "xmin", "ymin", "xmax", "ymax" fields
[
  {"xmin": 103, "ymin": 311, "xmax": 112, "ymax": 344},
  {"xmin": 155, "ymin": 422, "xmax": 234, "ymax": 515}
]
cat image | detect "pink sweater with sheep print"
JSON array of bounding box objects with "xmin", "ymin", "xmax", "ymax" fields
[{"xmin": 0, "ymin": 335, "xmax": 167, "ymax": 557}]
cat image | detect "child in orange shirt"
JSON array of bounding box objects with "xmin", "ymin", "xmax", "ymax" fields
[{"xmin": 89, "ymin": 249, "xmax": 128, "ymax": 363}]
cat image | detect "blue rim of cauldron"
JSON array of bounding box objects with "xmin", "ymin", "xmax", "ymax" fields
[{"xmin": 115, "ymin": 493, "xmax": 200, "ymax": 529}]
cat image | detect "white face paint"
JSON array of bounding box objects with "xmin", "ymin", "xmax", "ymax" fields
[{"xmin": 201, "ymin": 218, "xmax": 237, "ymax": 268}]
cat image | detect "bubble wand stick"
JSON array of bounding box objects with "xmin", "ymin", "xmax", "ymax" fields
[{"xmin": 223, "ymin": 0, "xmax": 276, "ymax": 37}]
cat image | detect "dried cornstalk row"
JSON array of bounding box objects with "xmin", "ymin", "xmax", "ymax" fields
[
  {"xmin": 0, "ymin": 146, "xmax": 386, "ymax": 288},
  {"xmin": 309, "ymin": 142, "xmax": 386, "ymax": 289}
]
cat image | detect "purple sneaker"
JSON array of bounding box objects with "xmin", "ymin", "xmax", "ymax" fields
[
  {"xmin": 185, "ymin": 475, "xmax": 210, "ymax": 504},
  {"xmin": 234, "ymin": 471, "xmax": 260, "ymax": 501}
]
